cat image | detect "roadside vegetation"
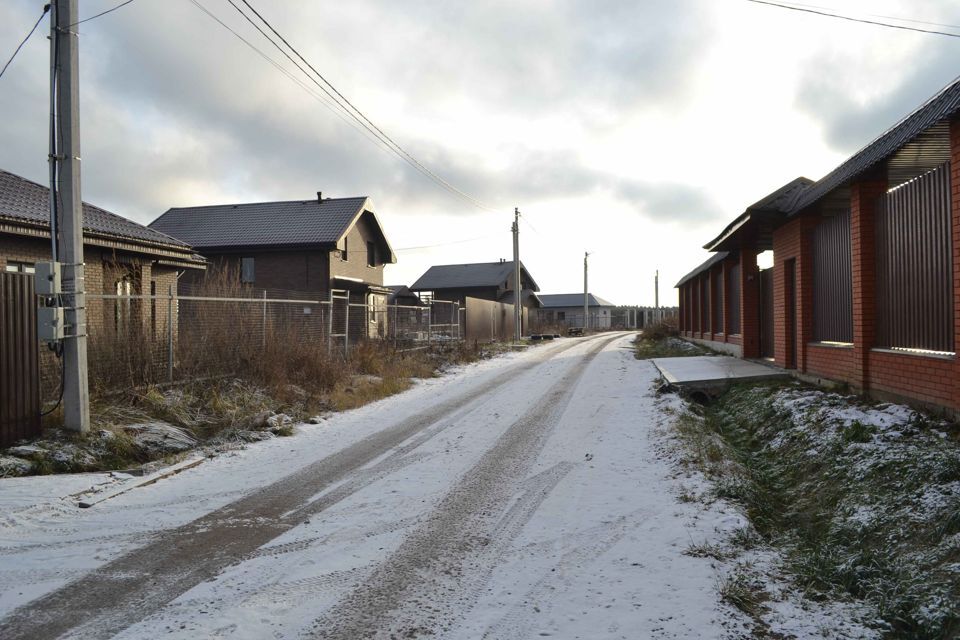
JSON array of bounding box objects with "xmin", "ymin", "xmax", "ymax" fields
[
  {"xmin": 2, "ymin": 340, "xmax": 506, "ymax": 477},
  {"xmin": 673, "ymin": 381, "xmax": 960, "ymax": 637},
  {"xmin": 634, "ymin": 320, "xmax": 711, "ymax": 359}
]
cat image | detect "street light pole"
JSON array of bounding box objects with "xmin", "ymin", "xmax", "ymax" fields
[
  {"xmin": 583, "ymin": 252, "xmax": 589, "ymax": 332},
  {"xmin": 512, "ymin": 207, "xmax": 521, "ymax": 343}
]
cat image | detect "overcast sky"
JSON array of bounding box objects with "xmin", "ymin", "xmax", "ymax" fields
[{"xmin": 1, "ymin": 0, "xmax": 958, "ymax": 305}]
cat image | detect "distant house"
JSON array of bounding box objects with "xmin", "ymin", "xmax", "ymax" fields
[
  {"xmin": 409, "ymin": 259, "xmax": 541, "ymax": 309},
  {"xmin": 386, "ymin": 285, "xmax": 424, "ymax": 307},
  {"xmin": 150, "ymin": 192, "xmax": 396, "ymax": 338},
  {"xmin": 0, "ymin": 168, "xmax": 204, "ymax": 339},
  {"xmin": 539, "ymin": 293, "xmax": 616, "ymax": 329}
]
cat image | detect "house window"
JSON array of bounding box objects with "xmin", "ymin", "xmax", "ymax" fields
[
  {"xmin": 115, "ymin": 274, "xmax": 135, "ymax": 333},
  {"xmin": 4, "ymin": 261, "xmax": 35, "ymax": 274},
  {"xmin": 150, "ymin": 280, "xmax": 157, "ymax": 339},
  {"xmin": 367, "ymin": 241, "xmax": 376, "ymax": 267},
  {"xmin": 557, "ymin": 311, "xmax": 565, "ymax": 321},
  {"xmin": 341, "ymin": 237, "xmax": 349, "ymax": 261},
  {"xmin": 241, "ymin": 257, "xmax": 255, "ymax": 283}
]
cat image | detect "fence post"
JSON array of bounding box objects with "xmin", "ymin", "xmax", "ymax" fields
[
  {"xmin": 261, "ymin": 290, "xmax": 267, "ymax": 349},
  {"xmin": 393, "ymin": 303, "xmax": 398, "ymax": 348},
  {"xmin": 344, "ymin": 295, "xmax": 350, "ymax": 352},
  {"xmin": 427, "ymin": 306, "xmax": 432, "ymax": 346},
  {"xmin": 167, "ymin": 284, "xmax": 174, "ymax": 383},
  {"xmin": 327, "ymin": 289, "xmax": 333, "ymax": 355}
]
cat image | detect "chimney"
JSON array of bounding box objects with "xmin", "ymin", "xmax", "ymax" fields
[{"xmin": 317, "ymin": 191, "xmax": 322, "ymax": 202}]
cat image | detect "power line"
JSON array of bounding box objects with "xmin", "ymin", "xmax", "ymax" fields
[
  {"xmin": 770, "ymin": 0, "xmax": 960, "ymax": 31},
  {"xmin": 0, "ymin": 4, "xmax": 50, "ymax": 82},
  {"xmin": 70, "ymin": 0, "xmax": 137, "ymax": 27},
  {"xmin": 394, "ymin": 232, "xmax": 502, "ymax": 252},
  {"xmin": 186, "ymin": 0, "xmax": 398, "ymax": 155},
  {"xmin": 745, "ymin": 0, "xmax": 960, "ymax": 38},
  {"xmin": 231, "ymin": 0, "xmax": 499, "ymax": 212}
]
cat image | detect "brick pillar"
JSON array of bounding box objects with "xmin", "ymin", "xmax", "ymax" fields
[
  {"xmin": 951, "ymin": 118, "xmax": 960, "ymax": 410},
  {"xmin": 740, "ymin": 249, "xmax": 760, "ymax": 358},
  {"xmin": 850, "ymin": 177, "xmax": 887, "ymax": 390},
  {"xmin": 722, "ymin": 259, "xmax": 732, "ymax": 340}
]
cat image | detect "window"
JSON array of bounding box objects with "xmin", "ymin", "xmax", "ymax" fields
[
  {"xmin": 241, "ymin": 257, "xmax": 255, "ymax": 283},
  {"xmin": 367, "ymin": 241, "xmax": 376, "ymax": 267},
  {"xmin": 115, "ymin": 274, "xmax": 135, "ymax": 333},
  {"xmin": 341, "ymin": 237, "xmax": 349, "ymax": 261},
  {"xmin": 150, "ymin": 280, "xmax": 157, "ymax": 338},
  {"xmin": 557, "ymin": 311, "xmax": 566, "ymax": 321},
  {"xmin": 5, "ymin": 261, "xmax": 35, "ymax": 274}
]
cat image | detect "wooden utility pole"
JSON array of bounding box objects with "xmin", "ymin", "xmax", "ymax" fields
[
  {"xmin": 583, "ymin": 252, "xmax": 589, "ymax": 331},
  {"xmin": 512, "ymin": 208, "xmax": 521, "ymax": 343},
  {"xmin": 53, "ymin": 0, "xmax": 90, "ymax": 431}
]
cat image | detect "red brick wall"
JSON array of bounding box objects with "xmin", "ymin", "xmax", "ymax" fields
[
  {"xmin": 740, "ymin": 249, "xmax": 760, "ymax": 358},
  {"xmin": 869, "ymin": 350, "xmax": 955, "ymax": 408},
  {"xmin": 806, "ymin": 344, "xmax": 855, "ymax": 383}
]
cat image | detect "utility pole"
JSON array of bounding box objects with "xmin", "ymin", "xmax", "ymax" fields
[
  {"xmin": 512, "ymin": 207, "xmax": 521, "ymax": 343},
  {"xmin": 654, "ymin": 269, "xmax": 660, "ymax": 322},
  {"xmin": 53, "ymin": 0, "xmax": 90, "ymax": 432},
  {"xmin": 583, "ymin": 252, "xmax": 589, "ymax": 332}
]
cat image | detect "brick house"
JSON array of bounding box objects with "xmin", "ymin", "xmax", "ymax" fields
[
  {"xmin": 677, "ymin": 76, "xmax": 960, "ymax": 415},
  {"xmin": 150, "ymin": 193, "xmax": 396, "ymax": 339},
  {"xmin": 0, "ymin": 168, "xmax": 204, "ymax": 340}
]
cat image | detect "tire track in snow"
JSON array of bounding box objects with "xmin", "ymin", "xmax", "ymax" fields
[
  {"xmin": 306, "ymin": 333, "xmax": 626, "ymax": 639},
  {"xmin": 0, "ymin": 335, "xmax": 610, "ymax": 640}
]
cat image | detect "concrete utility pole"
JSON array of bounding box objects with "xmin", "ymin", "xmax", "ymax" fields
[
  {"xmin": 53, "ymin": 0, "xmax": 90, "ymax": 432},
  {"xmin": 655, "ymin": 269, "xmax": 660, "ymax": 310},
  {"xmin": 512, "ymin": 207, "xmax": 521, "ymax": 343},
  {"xmin": 583, "ymin": 252, "xmax": 589, "ymax": 331}
]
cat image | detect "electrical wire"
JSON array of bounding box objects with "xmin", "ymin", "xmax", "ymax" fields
[
  {"xmin": 186, "ymin": 0, "xmax": 398, "ymax": 154},
  {"xmin": 230, "ymin": 0, "xmax": 499, "ymax": 212},
  {"xmin": 767, "ymin": 0, "xmax": 960, "ymax": 31},
  {"xmin": 0, "ymin": 4, "xmax": 50, "ymax": 81},
  {"xmin": 70, "ymin": 0, "xmax": 137, "ymax": 27},
  {"xmin": 744, "ymin": 0, "xmax": 960, "ymax": 38},
  {"xmin": 394, "ymin": 232, "xmax": 502, "ymax": 252}
]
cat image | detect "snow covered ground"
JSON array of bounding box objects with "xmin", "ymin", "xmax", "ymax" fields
[{"xmin": 0, "ymin": 334, "xmax": 869, "ymax": 638}]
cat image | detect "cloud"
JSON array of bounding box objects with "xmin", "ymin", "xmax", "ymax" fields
[{"xmin": 794, "ymin": 26, "xmax": 959, "ymax": 155}]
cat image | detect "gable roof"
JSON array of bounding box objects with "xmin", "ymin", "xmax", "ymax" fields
[
  {"xmin": 0, "ymin": 169, "xmax": 191, "ymax": 251},
  {"xmin": 150, "ymin": 196, "xmax": 396, "ymax": 262},
  {"xmin": 675, "ymin": 251, "xmax": 730, "ymax": 288},
  {"xmin": 539, "ymin": 293, "xmax": 615, "ymax": 308},
  {"xmin": 410, "ymin": 261, "xmax": 540, "ymax": 292},
  {"xmin": 789, "ymin": 75, "xmax": 960, "ymax": 215}
]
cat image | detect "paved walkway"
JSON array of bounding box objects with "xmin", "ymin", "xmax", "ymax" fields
[{"xmin": 651, "ymin": 355, "xmax": 788, "ymax": 387}]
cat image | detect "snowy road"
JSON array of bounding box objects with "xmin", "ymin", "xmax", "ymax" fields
[{"xmin": 0, "ymin": 333, "xmax": 749, "ymax": 639}]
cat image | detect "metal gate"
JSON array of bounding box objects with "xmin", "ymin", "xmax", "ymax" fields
[{"xmin": 0, "ymin": 272, "xmax": 40, "ymax": 446}]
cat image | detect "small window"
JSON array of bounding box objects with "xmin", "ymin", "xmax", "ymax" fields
[
  {"xmin": 366, "ymin": 241, "xmax": 376, "ymax": 267},
  {"xmin": 5, "ymin": 261, "xmax": 35, "ymax": 274},
  {"xmin": 557, "ymin": 311, "xmax": 565, "ymax": 321},
  {"xmin": 241, "ymin": 257, "xmax": 255, "ymax": 283},
  {"xmin": 341, "ymin": 237, "xmax": 349, "ymax": 261}
]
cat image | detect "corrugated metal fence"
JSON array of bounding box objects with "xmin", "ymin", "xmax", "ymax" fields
[
  {"xmin": 876, "ymin": 162, "xmax": 953, "ymax": 353},
  {"xmin": 812, "ymin": 208, "xmax": 853, "ymax": 342},
  {"xmin": 0, "ymin": 273, "xmax": 40, "ymax": 447}
]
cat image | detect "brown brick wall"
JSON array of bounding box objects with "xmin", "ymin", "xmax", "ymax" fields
[{"xmin": 329, "ymin": 214, "xmax": 387, "ymax": 287}]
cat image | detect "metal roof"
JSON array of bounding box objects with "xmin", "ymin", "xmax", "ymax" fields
[
  {"xmin": 675, "ymin": 251, "xmax": 730, "ymax": 288},
  {"xmin": 0, "ymin": 169, "xmax": 191, "ymax": 250},
  {"xmin": 150, "ymin": 196, "xmax": 396, "ymax": 261},
  {"xmin": 704, "ymin": 178, "xmax": 813, "ymax": 252},
  {"xmin": 498, "ymin": 288, "xmax": 544, "ymax": 307},
  {"xmin": 789, "ymin": 75, "xmax": 960, "ymax": 215},
  {"xmin": 410, "ymin": 261, "xmax": 540, "ymax": 292},
  {"xmin": 539, "ymin": 293, "xmax": 616, "ymax": 308}
]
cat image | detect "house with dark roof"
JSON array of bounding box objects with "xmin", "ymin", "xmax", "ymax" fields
[
  {"xmin": 538, "ymin": 293, "xmax": 616, "ymax": 329},
  {"xmin": 410, "ymin": 260, "xmax": 541, "ymax": 308},
  {"xmin": 0, "ymin": 168, "xmax": 204, "ymax": 339},
  {"xmin": 150, "ymin": 192, "xmax": 397, "ymax": 338},
  {"xmin": 675, "ymin": 74, "xmax": 960, "ymax": 414},
  {"xmin": 410, "ymin": 260, "xmax": 542, "ymax": 337}
]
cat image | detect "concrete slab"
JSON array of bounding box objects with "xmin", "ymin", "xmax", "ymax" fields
[{"xmin": 651, "ymin": 356, "xmax": 788, "ymax": 387}]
